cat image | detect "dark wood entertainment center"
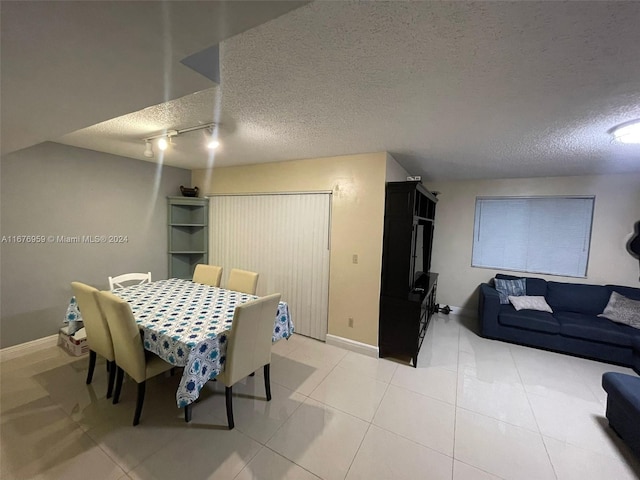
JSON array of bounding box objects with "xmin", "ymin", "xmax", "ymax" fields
[{"xmin": 379, "ymin": 181, "xmax": 439, "ymax": 367}]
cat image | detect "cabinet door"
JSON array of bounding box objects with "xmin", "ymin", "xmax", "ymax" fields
[
  {"xmin": 379, "ymin": 296, "xmax": 421, "ymax": 354},
  {"xmin": 381, "ymin": 217, "xmax": 413, "ymax": 297}
]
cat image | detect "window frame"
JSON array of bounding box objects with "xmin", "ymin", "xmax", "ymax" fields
[{"xmin": 471, "ymin": 195, "xmax": 596, "ymax": 278}]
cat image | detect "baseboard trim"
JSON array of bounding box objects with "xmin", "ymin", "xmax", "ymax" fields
[
  {"xmin": 0, "ymin": 334, "xmax": 59, "ymax": 362},
  {"xmin": 325, "ymin": 334, "xmax": 379, "ymax": 358}
]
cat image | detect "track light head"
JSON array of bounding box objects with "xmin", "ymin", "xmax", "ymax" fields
[{"xmin": 143, "ymin": 140, "xmax": 154, "ymax": 158}]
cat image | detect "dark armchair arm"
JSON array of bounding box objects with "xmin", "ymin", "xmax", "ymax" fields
[{"xmin": 478, "ymin": 283, "xmax": 502, "ymax": 338}]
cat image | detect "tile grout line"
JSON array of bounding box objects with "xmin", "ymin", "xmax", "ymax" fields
[
  {"xmin": 347, "ymin": 338, "xmax": 418, "ymax": 475},
  {"xmin": 39, "ymin": 358, "xmax": 136, "ymax": 474},
  {"xmin": 365, "ymin": 318, "xmax": 460, "ymax": 464},
  {"xmin": 303, "ymin": 348, "xmax": 348, "ymax": 399},
  {"xmin": 231, "ymin": 435, "xmax": 264, "ymax": 480},
  {"xmin": 451, "ymin": 316, "xmax": 462, "ymax": 480},
  {"xmin": 256, "ymin": 341, "xmax": 350, "ymax": 475},
  {"xmin": 55, "ymin": 395, "xmax": 130, "ymax": 476},
  {"xmin": 262, "ymin": 445, "xmax": 324, "ymax": 480},
  {"xmin": 262, "ymin": 345, "xmax": 367, "ymax": 480},
  {"xmin": 259, "ymin": 390, "xmax": 307, "ymax": 447},
  {"xmin": 343, "ymin": 422, "xmax": 373, "ymax": 480},
  {"xmin": 453, "ymin": 405, "xmax": 542, "ymax": 435},
  {"xmin": 455, "ymin": 459, "xmax": 509, "ymax": 480},
  {"xmin": 509, "ymin": 345, "xmax": 559, "ymax": 480},
  {"xmin": 385, "ymin": 376, "xmax": 457, "ymax": 407}
]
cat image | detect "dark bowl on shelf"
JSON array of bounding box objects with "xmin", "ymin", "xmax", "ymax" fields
[{"xmin": 180, "ymin": 186, "xmax": 199, "ymax": 197}]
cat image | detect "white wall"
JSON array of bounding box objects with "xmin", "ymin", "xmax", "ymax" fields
[
  {"xmin": 425, "ymin": 173, "xmax": 640, "ymax": 313},
  {"xmin": 385, "ymin": 153, "xmax": 410, "ymax": 181},
  {"xmin": 0, "ymin": 142, "xmax": 190, "ymax": 347}
]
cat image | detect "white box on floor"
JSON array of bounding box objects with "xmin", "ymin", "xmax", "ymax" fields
[{"xmin": 58, "ymin": 327, "xmax": 89, "ymax": 356}]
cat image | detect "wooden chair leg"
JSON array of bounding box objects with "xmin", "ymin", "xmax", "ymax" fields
[
  {"xmin": 106, "ymin": 361, "xmax": 116, "ymax": 399},
  {"xmin": 133, "ymin": 381, "xmax": 146, "ymax": 426},
  {"xmin": 113, "ymin": 367, "xmax": 124, "ymax": 405},
  {"xmin": 184, "ymin": 404, "xmax": 192, "ymax": 423},
  {"xmin": 86, "ymin": 350, "xmax": 97, "ymax": 384},
  {"xmin": 264, "ymin": 364, "xmax": 272, "ymax": 401},
  {"xmin": 225, "ymin": 386, "xmax": 234, "ymax": 430}
]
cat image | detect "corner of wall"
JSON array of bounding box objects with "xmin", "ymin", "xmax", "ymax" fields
[{"xmin": 385, "ymin": 153, "xmax": 410, "ymax": 182}]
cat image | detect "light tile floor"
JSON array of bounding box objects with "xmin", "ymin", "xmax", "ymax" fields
[{"xmin": 1, "ymin": 313, "xmax": 639, "ymax": 480}]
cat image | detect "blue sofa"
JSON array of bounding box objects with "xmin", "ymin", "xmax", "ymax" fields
[
  {"xmin": 478, "ymin": 274, "xmax": 640, "ymax": 373},
  {"xmin": 602, "ymin": 372, "xmax": 640, "ymax": 458}
]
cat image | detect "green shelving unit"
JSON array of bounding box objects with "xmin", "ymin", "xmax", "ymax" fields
[{"xmin": 168, "ymin": 196, "xmax": 208, "ymax": 279}]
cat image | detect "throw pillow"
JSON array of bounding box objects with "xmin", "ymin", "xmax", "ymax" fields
[
  {"xmin": 598, "ymin": 291, "xmax": 640, "ymax": 329},
  {"xmin": 508, "ymin": 295, "xmax": 553, "ymax": 313},
  {"xmin": 495, "ymin": 278, "xmax": 526, "ymax": 304}
]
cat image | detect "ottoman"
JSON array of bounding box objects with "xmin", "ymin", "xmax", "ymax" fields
[{"xmin": 602, "ymin": 372, "xmax": 640, "ymax": 459}]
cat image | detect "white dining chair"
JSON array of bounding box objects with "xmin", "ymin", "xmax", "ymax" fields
[
  {"xmin": 227, "ymin": 268, "xmax": 259, "ymax": 295},
  {"xmin": 96, "ymin": 290, "xmax": 173, "ymax": 426},
  {"xmin": 214, "ymin": 293, "xmax": 281, "ymax": 429},
  {"xmin": 70, "ymin": 282, "xmax": 116, "ymax": 399},
  {"xmin": 192, "ymin": 264, "xmax": 223, "ymax": 287},
  {"xmin": 108, "ymin": 272, "xmax": 151, "ymax": 291}
]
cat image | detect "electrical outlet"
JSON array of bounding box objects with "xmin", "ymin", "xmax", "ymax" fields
[
  {"xmin": 352, "ymin": 254, "xmax": 358, "ymax": 264},
  {"xmin": 348, "ymin": 317, "xmax": 354, "ymax": 328}
]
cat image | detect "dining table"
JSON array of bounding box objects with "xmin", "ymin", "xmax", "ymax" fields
[{"xmin": 66, "ymin": 278, "xmax": 294, "ymax": 409}]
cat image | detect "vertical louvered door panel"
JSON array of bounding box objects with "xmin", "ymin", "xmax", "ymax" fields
[{"xmin": 209, "ymin": 193, "xmax": 330, "ymax": 340}]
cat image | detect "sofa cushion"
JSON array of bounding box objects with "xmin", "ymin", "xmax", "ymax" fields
[
  {"xmin": 598, "ymin": 292, "xmax": 640, "ymax": 329},
  {"xmin": 607, "ymin": 285, "xmax": 640, "ymax": 301},
  {"xmin": 509, "ymin": 295, "xmax": 553, "ymax": 313},
  {"xmin": 546, "ymin": 281, "xmax": 610, "ymax": 315},
  {"xmin": 495, "ymin": 278, "xmax": 526, "ymax": 304},
  {"xmin": 495, "ymin": 273, "xmax": 547, "ymax": 297},
  {"xmin": 498, "ymin": 305, "xmax": 560, "ymax": 334},
  {"xmin": 556, "ymin": 311, "xmax": 635, "ymax": 346}
]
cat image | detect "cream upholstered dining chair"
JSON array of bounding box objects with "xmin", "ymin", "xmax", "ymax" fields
[
  {"xmin": 192, "ymin": 264, "xmax": 223, "ymax": 287},
  {"xmin": 96, "ymin": 291, "xmax": 173, "ymax": 426},
  {"xmin": 108, "ymin": 272, "xmax": 151, "ymax": 291},
  {"xmin": 226, "ymin": 269, "xmax": 259, "ymax": 295},
  {"xmin": 70, "ymin": 282, "xmax": 116, "ymax": 399},
  {"xmin": 216, "ymin": 293, "xmax": 281, "ymax": 429}
]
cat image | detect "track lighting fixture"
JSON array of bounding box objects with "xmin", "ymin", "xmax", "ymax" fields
[
  {"xmin": 207, "ymin": 133, "xmax": 220, "ymax": 149},
  {"xmin": 204, "ymin": 125, "xmax": 220, "ymax": 150},
  {"xmin": 143, "ymin": 140, "xmax": 154, "ymax": 158},
  {"xmin": 142, "ymin": 122, "xmax": 218, "ymax": 158},
  {"xmin": 157, "ymin": 137, "xmax": 169, "ymax": 151}
]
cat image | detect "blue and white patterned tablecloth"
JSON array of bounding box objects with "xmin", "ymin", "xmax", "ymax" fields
[{"xmin": 70, "ymin": 278, "xmax": 294, "ymax": 408}]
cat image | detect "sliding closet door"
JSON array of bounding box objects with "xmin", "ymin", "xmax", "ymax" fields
[{"xmin": 209, "ymin": 193, "xmax": 331, "ymax": 341}]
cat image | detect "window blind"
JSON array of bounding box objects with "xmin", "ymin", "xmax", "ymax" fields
[{"xmin": 472, "ymin": 196, "xmax": 595, "ymax": 277}]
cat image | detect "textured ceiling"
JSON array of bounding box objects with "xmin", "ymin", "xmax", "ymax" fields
[
  {"xmin": 0, "ymin": 1, "xmax": 308, "ymax": 155},
  {"xmin": 4, "ymin": 1, "xmax": 640, "ymax": 181}
]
